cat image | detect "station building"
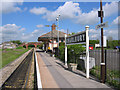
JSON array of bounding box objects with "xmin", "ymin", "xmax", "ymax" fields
[{"xmin": 38, "ymin": 24, "xmax": 68, "ymax": 53}]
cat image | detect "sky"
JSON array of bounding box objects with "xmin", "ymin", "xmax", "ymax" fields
[{"xmin": 0, "ymin": 0, "xmax": 119, "ymax": 43}]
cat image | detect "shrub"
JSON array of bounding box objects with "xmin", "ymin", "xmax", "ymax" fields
[
  {"xmin": 58, "ymin": 43, "xmax": 85, "ymax": 64},
  {"xmin": 59, "ymin": 45, "xmax": 65, "ymax": 62},
  {"xmin": 67, "ymin": 44, "xmax": 85, "ymax": 64}
]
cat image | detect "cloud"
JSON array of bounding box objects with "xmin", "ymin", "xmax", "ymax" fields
[
  {"xmin": 36, "ymin": 24, "xmax": 44, "ymax": 28},
  {"xmin": 112, "ymin": 16, "xmax": 120, "ymax": 25},
  {"xmin": 29, "ymin": 1, "xmax": 118, "ymax": 25},
  {"xmin": 30, "ymin": 1, "xmax": 81, "ymax": 21},
  {"xmin": 1, "ymin": 0, "xmax": 24, "ymax": 13},
  {"xmin": 30, "ymin": 7, "xmax": 48, "ymax": 15},
  {"xmin": 89, "ymin": 28, "xmax": 118, "ymax": 40},
  {"xmin": 0, "ymin": 24, "xmax": 44, "ymax": 43},
  {"xmin": 76, "ymin": 9, "xmax": 98, "ymax": 25},
  {"xmin": 103, "ymin": 2, "xmax": 118, "ymax": 17},
  {"xmin": 20, "ymin": 28, "xmax": 26, "ymax": 31}
]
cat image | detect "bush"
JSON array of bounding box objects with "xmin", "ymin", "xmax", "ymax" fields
[
  {"xmin": 67, "ymin": 44, "xmax": 85, "ymax": 64},
  {"xmin": 58, "ymin": 43, "xmax": 85, "ymax": 64},
  {"xmin": 23, "ymin": 45, "xmax": 26, "ymax": 48},
  {"xmin": 37, "ymin": 43, "xmax": 43, "ymax": 49},
  {"xmin": 59, "ymin": 45, "xmax": 65, "ymax": 62},
  {"xmin": 59, "ymin": 42, "xmax": 65, "ymax": 46},
  {"xmin": 90, "ymin": 65, "xmax": 120, "ymax": 89}
]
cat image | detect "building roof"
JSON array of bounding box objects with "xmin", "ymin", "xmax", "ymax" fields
[
  {"xmin": 38, "ymin": 24, "xmax": 69, "ymax": 41},
  {"xmin": 38, "ymin": 30, "xmax": 67, "ymax": 41},
  {"xmin": 41, "ymin": 30, "xmax": 66, "ymax": 38}
]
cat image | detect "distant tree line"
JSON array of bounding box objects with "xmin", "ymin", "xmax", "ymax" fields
[
  {"xmin": 11, "ymin": 40, "xmax": 22, "ymax": 45},
  {"xmin": 89, "ymin": 40, "xmax": 120, "ymax": 49},
  {"xmin": 89, "ymin": 40, "xmax": 99, "ymax": 47},
  {"xmin": 107, "ymin": 40, "xmax": 120, "ymax": 49}
]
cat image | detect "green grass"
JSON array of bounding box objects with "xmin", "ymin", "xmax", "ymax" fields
[
  {"xmin": 16, "ymin": 46, "xmax": 24, "ymax": 49},
  {"xmin": 1, "ymin": 47, "xmax": 29, "ymax": 69}
]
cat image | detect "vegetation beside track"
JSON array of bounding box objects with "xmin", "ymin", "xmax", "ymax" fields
[
  {"xmin": 1, "ymin": 47, "xmax": 30, "ymax": 69},
  {"xmin": 90, "ymin": 65, "xmax": 120, "ymax": 89}
]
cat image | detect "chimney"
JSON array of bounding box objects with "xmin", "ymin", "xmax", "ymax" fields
[{"xmin": 51, "ymin": 24, "xmax": 56, "ymax": 31}]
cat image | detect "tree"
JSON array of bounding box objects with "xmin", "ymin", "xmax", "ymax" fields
[
  {"xmin": 107, "ymin": 40, "xmax": 119, "ymax": 49},
  {"xmin": 89, "ymin": 40, "xmax": 99, "ymax": 47},
  {"xmin": 11, "ymin": 40, "xmax": 22, "ymax": 45},
  {"xmin": 107, "ymin": 36, "xmax": 113, "ymax": 41},
  {"xmin": 69, "ymin": 32, "xmax": 75, "ymax": 35}
]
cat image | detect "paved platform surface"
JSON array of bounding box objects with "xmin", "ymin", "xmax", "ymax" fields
[
  {"xmin": 36, "ymin": 53, "xmax": 58, "ymax": 88},
  {"xmin": 36, "ymin": 51, "xmax": 112, "ymax": 89}
]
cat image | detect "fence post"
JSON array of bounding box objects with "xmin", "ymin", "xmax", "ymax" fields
[
  {"xmin": 65, "ymin": 34, "xmax": 67, "ymax": 66},
  {"xmin": 86, "ymin": 26, "xmax": 89, "ymax": 78}
]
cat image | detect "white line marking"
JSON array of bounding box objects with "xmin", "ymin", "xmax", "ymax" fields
[{"xmin": 35, "ymin": 52, "xmax": 42, "ymax": 89}]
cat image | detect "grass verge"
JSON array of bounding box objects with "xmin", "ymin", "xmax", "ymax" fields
[{"xmin": 1, "ymin": 47, "xmax": 29, "ymax": 69}]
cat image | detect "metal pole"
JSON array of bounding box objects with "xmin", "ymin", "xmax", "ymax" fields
[
  {"xmin": 56, "ymin": 15, "xmax": 60, "ymax": 56},
  {"xmin": 86, "ymin": 26, "xmax": 89, "ymax": 78},
  {"xmin": 57, "ymin": 18, "xmax": 59, "ymax": 55},
  {"xmin": 100, "ymin": 0, "xmax": 105, "ymax": 83}
]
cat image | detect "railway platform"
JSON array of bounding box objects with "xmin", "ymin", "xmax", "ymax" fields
[{"xmin": 35, "ymin": 50, "xmax": 112, "ymax": 89}]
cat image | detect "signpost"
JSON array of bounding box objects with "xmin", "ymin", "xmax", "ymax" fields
[
  {"xmin": 98, "ymin": 0, "xmax": 106, "ymax": 83},
  {"xmin": 95, "ymin": 22, "xmax": 108, "ymax": 30},
  {"xmin": 65, "ymin": 26, "xmax": 89, "ymax": 78}
]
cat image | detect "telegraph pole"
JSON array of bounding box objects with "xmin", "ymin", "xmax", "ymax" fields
[{"xmin": 100, "ymin": 0, "xmax": 105, "ymax": 83}]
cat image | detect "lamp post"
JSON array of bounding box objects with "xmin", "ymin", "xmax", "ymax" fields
[{"xmin": 56, "ymin": 14, "xmax": 60, "ymax": 56}]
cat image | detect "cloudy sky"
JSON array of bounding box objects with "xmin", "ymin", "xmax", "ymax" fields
[{"xmin": 0, "ymin": 0, "xmax": 119, "ymax": 43}]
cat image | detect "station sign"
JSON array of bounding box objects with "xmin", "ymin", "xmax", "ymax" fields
[{"xmin": 66, "ymin": 31, "xmax": 86, "ymax": 45}]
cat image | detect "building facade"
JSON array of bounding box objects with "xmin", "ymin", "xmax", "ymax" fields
[{"xmin": 2, "ymin": 42, "xmax": 17, "ymax": 49}]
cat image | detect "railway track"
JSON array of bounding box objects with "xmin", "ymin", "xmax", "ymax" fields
[{"xmin": 1, "ymin": 49, "xmax": 34, "ymax": 89}]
